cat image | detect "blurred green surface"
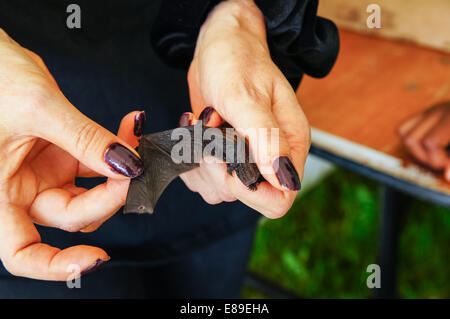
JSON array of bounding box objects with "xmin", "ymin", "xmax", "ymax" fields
[{"xmin": 243, "ymin": 168, "xmax": 450, "ymax": 298}]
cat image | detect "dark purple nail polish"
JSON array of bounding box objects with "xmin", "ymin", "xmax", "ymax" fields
[
  {"xmin": 81, "ymin": 258, "xmax": 109, "ymax": 276},
  {"xmin": 198, "ymin": 106, "xmax": 214, "ymax": 124},
  {"xmin": 104, "ymin": 143, "xmax": 144, "ymax": 178},
  {"xmin": 134, "ymin": 111, "xmax": 146, "ymax": 137},
  {"xmin": 179, "ymin": 112, "xmax": 192, "ymax": 127},
  {"xmin": 273, "ymin": 156, "xmax": 301, "ymax": 191}
]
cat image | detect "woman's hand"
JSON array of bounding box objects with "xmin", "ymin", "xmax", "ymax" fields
[
  {"xmin": 0, "ymin": 29, "xmax": 145, "ymax": 280},
  {"xmin": 181, "ymin": 0, "xmax": 311, "ymax": 218},
  {"xmin": 399, "ymin": 102, "xmax": 450, "ymax": 181}
]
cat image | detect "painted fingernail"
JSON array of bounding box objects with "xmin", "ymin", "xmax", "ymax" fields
[
  {"xmin": 81, "ymin": 258, "xmax": 109, "ymax": 276},
  {"xmin": 198, "ymin": 106, "xmax": 214, "ymax": 124},
  {"xmin": 273, "ymin": 156, "xmax": 301, "ymax": 191},
  {"xmin": 134, "ymin": 111, "xmax": 146, "ymax": 137},
  {"xmin": 179, "ymin": 112, "xmax": 192, "ymax": 127},
  {"xmin": 104, "ymin": 143, "xmax": 144, "ymax": 178}
]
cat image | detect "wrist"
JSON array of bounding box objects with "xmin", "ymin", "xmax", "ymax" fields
[{"xmin": 202, "ymin": 0, "xmax": 266, "ymax": 39}]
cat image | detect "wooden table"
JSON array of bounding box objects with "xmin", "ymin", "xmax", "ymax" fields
[{"xmin": 296, "ymin": 30, "xmax": 450, "ymax": 298}]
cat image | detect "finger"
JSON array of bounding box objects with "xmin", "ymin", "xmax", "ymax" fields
[
  {"xmin": 422, "ymin": 115, "xmax": 450, "ymax": 170},
  {"xmin": 213, "ymin": 84, "xmax": 299, "ymax": 192},
  {"xmin": 189, "ymin": 57, "xmax": 299, "ymax": 190},
  {"xmin": 33, "ymin": 110, "xmax": 146, "ymax": 230},
  {"xmin": 402, "ymin": 110, "xmax": 443, "ymax": 165},
  {"xmin": 180, "ymin": 162, "xmax": 236, "ymax": 204},
  {"xmin": 445, "ymin": 165, "xmax": 450, "ymax": 182},
  {"xmin": 187, "ymin": 60, "xmax": 207, "ymax": 114},
  {"xmin": 76, "ymin": 110, "xmax": 146, "ymax": 177},
  {"xmin": 0, "ymin": 203, "xmax": 109, "ymax": 281},
  {"xmin": 225, "ymin": 171, "xmax": 295, "ymax": 219},
  {"xmin": 17, "ymin": 97, "xmax": 144, "ymax": 180},
  {"xmin": 272, "ymin": 80, "xmax": 311, "ymax": 185},
  {"xmin": 179, "ymin": 112, "xmax": 195, "ymax": 127},
  {"xmin": 198, "ymin": 159, "xmax": 237, "ymax": 202},
  {"xmin": 180, "ymin": 169, "xmax": 202, "ymax": 193},
  {"xmin": 61, "ymin": 184, "xmax": 87, "ymax": 196},
  {"xmin": 22, "ymin": 48, "xmax": 59, "ymax": 87},
  {"xmin": 121, "ymin": 110, "xmax": 146, "ymax": 145},
  {"xmin": 195, "ymin": 107, "xmax": 223, "ymax": 127},
  {"xmin": 79, "ymin": 110, "xmax": 147, "ymax": 232},
  {"xmin": 30, "ymin": 176, "xmax": 129, "ymax": 232},
  {"xmin": 398, "ymin": 113, "xmax": 424, "ymax": 137},
  {"xmin": 180, "ymin": 169, "xmax": 222, "ymax": 204},
  {"xmin": 1, "ymin": 30, "xmax": 142, "ymax": 179}
]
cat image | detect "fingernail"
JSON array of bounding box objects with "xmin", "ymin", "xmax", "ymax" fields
[
  {"xmin": 134, "ymin": 111, "xmax": 146, "ymax": 137},
  {"xmin": 198, "ymin": 106, "xmax": 214, "ymax": 124},
  {"xmin": 273, "ymin": 156, "xmax": 301, "ymax": 191},
  {"xmin": 179, "ymin": 112, "xmax": 192, "ymax": 127},
  {"xmin": 81, "ymin": 258, "xmax": 109, "ymax": 276},
  {"xmin": 104, "ymin": 143, "xmax": 144, "ymax": 178}
]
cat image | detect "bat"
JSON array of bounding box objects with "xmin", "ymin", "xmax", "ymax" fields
[{"xmin": 124, "ymin": 123, "xmax": 265, "ymax": 214}]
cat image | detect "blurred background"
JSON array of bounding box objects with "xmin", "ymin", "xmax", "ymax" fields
[
  {"xmin": 242, "ymin": 0, "xmax": 450, "ymax": 299},
  {"xmin": 243, "ymin": 159, "xmax": 450, "ymax": 298}
]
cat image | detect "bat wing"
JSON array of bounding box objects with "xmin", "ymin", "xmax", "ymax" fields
[
  {"xmin": 124, "ymin": 129, "xmax": 198, "ymax": 214},
  {"xmin": 124, "ymin": 124, "xmax": 265, "ymax": 214}
]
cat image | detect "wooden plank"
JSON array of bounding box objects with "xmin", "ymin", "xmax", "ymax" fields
[
  {"xmin": 296, "ymin": 30, "xmax": 450, "ymax": 194},
  {"xmin": 318, "ymin": 0, "xmax": 450, "ymax": 52}
]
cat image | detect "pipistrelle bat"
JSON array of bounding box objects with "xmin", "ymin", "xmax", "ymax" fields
[{"xmin": 124, "ymin": 123, "xmax": 265, "ymax": 214}]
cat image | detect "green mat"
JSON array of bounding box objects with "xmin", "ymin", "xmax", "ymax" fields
[{"xmin": 244, "ymin": 168, "xmax": 450, "ymax": 298}]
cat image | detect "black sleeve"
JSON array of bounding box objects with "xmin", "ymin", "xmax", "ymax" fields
[{"xmin": 150, "ymin": 0, "xmax": 339, "ymax": 89}]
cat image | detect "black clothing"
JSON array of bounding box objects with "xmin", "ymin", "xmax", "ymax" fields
[{"xmin": 151, "ymin": 0, "xmax": 339, "ymax": 87}]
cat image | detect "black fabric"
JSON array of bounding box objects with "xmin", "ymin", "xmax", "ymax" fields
[
  {"xmin": 257, "ymin": 0, "xmax": 339, "ymax": 87},
  {"xmin": 151, "ymin": 0, "xmax": 222, "ymax": 69},
  {"xmin": 150, "ymin": 0, "xmax": 339, "ymax": 88}
]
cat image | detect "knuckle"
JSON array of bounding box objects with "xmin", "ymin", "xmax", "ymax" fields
[
  {"xmin": 404, "ymin": 136, "xmax": 418, "ymax": 149},
  {"xmin": 17, "ymin": 82, "xmax": 53, "ymax": 115},
  {"xmin": 238, "ymin": 80, "xmax": 269, "ymax": 105},
  {"xmin": 201, "ymin": 192, "xmax": 222, "ymax": 205},
  {"xmin": 32, "ymin": 52, "xmax": 44, "ymax": 64},
  {"xmin": 0, "ymin": 28, "xmax": 12, "ymax": 43},
  {"xmin": 422, "ymin": 138, "xmax": 437, "ymax": 150},
  {"xmin": 264, "ymin": 198, "xmax": 294, "ymax": 219},
  {"xmin": 80, "ymin": 224, "xmax": 100, "ymax": 233},
  {"xmin": 2, "ymin": 259, "xmax": 22, "ymax": 277},
  {"xmin": 427, "ymin": 156, "xmax": 445, "ymax": 170},
  {"xmin": 221, "ymin": 192, "xmax": 236, "ymax": 202},
  {"xmin": 73, "ymin": 122, "xmax": 106, "ymax": 158},
  {"xmin": 219, "ymin": 188, "xmax": 236, "ymax": 202},
  {"xmin": 60, "ymin": 221, "xmax": 83, "ymax": 233},
  {"xmin": 286, "ymin": 124, "xmax": 311, "ymax": 153},
  {"xmin": 222, "ymin": 79, "xmax": 270, "ymax": 113}
]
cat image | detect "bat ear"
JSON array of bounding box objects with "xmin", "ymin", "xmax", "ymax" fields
[{"xmin": 124, "ymin": 171, "xmax": 154, "ymax": 214}]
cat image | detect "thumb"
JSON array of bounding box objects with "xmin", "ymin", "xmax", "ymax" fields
[{"xmin": 31, "ymin": 98, "xmax": 143, "ymax": 179}]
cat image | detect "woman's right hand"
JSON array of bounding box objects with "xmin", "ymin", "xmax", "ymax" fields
[{"xmin": 0, "ymin": 29, "xmax": 144, "ymax": 281}]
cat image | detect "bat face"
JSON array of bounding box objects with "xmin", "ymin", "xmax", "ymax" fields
[{"xmin": 124, "ymin": 124, "xmax": 265, "ymax": 214}]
